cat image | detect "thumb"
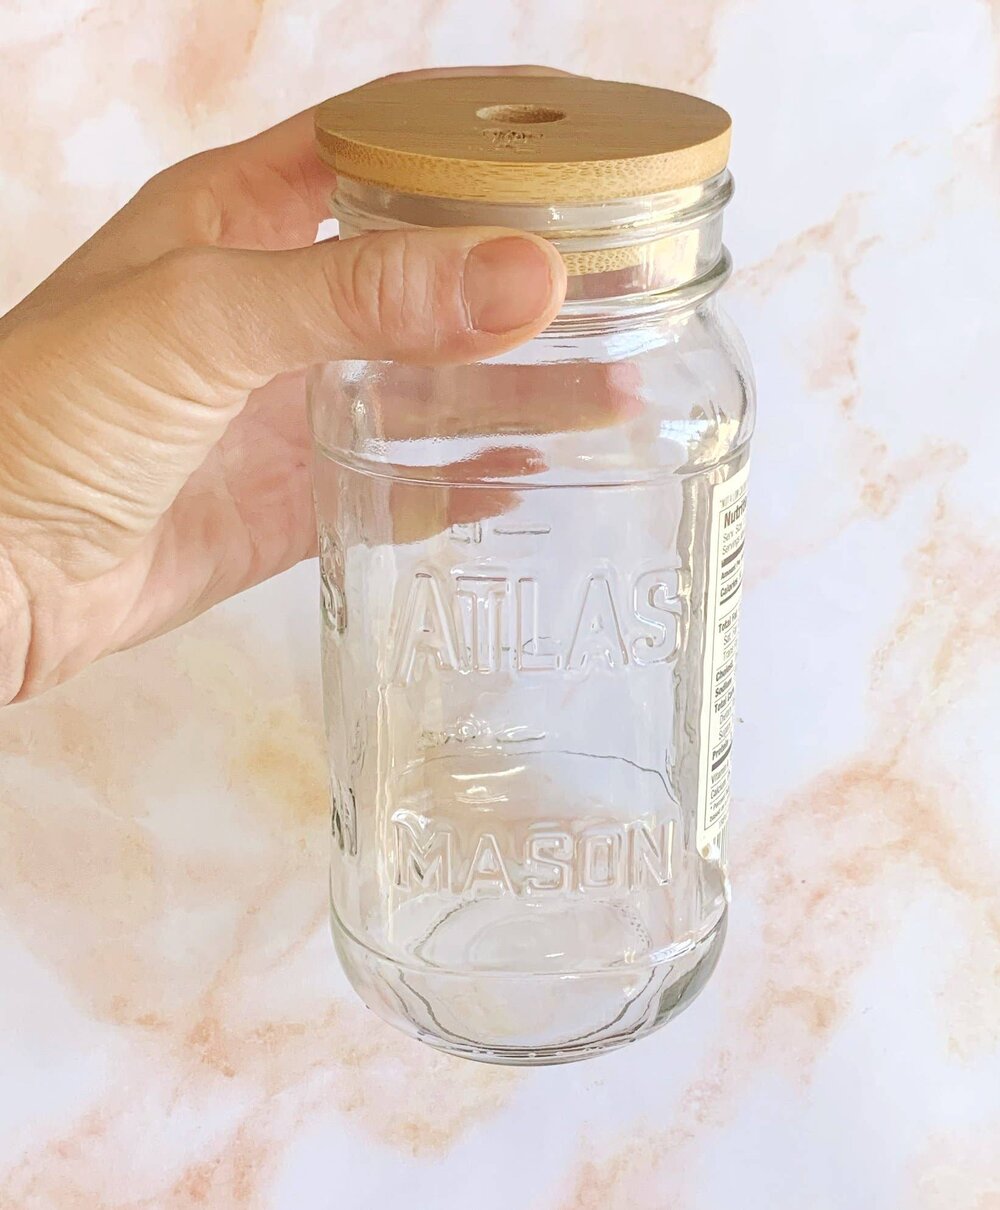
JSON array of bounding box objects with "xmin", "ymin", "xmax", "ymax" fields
[
  {"xmin": 133, "ymin": 226, "xmax": 567, "ymax": 387},
  {"xmin": 0, "ymin": 227, "xmax": 565, "ymax": 565}
]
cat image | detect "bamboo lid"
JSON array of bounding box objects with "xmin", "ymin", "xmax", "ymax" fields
[{"xmin": 315, "ymin": 75, "xmax": 731, "ymax": 204}]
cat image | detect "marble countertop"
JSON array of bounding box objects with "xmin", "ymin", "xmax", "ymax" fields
[{"xmin": 0, "ymin": 2, "xmax": 997, "ymax": 1206}]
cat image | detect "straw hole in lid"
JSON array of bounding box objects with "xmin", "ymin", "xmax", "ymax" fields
[{"xmin": 476, "ymin": 104, "xmax": 566, "ymax": 125}]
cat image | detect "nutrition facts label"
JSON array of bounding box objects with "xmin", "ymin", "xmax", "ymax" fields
[{"xmin": 697, "ymin": 460, "xmax": 750, "ymax": 852}]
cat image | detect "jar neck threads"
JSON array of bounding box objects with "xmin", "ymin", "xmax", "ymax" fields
[{"xmin": 329, "ymin": 171, "xmax": 734, "ymax": 323}]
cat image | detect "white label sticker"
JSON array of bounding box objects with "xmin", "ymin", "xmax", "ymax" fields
[{"xmin": 697, "ymin": 459, "xmax": 750, "ymax": 852}]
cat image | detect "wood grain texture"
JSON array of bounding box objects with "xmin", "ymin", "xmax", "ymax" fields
[{"xmin": 315, "ymin": 75, "xmax": 731, "ymax": 202}]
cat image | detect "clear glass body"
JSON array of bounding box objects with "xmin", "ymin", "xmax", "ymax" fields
[{"xmin": 307, "ymin": 173, "xmax": 755, "ymax": 1064}]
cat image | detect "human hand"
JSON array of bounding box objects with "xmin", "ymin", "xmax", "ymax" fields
[{"xmin": 0, "ymin": 69, "xmax": 569, "ymax": 704}]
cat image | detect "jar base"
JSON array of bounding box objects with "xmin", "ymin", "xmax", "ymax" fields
[{"xmin": 331, "ymin": 906, "xmax": 727, "ymax": 1066}]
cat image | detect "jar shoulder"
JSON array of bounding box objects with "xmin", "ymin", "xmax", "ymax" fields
[{"xmin": 309, "ymin": 302, "xmax": 754, "ymax": 481}]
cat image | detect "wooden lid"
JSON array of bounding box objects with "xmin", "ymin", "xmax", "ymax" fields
[{"xmin": 315, "ymin": 75, "xmax": 731, "ymax": 204}]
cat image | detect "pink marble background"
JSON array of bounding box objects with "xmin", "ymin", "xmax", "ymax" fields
[{"xmin": 1, "ymin": 2, "xmax": 998, "ymax": 1206}]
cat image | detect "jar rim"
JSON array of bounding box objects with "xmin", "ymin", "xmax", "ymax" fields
[{"xmin": 329, "ymin": 170, "xmax": 734, "ymax": 247}]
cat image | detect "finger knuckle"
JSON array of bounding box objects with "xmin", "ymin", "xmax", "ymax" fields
[
  {"xmin": 144, "ymin": 244, "xmax": 221, "ymax": 303},
  {"xmin": 330, "ymin": 232, "xmax": 437, "ymax": 347}
]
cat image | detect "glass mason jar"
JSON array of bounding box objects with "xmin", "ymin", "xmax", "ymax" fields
[{"xmin": 308, "ymin": 76, "xmax": 754, "ymax": 1064}]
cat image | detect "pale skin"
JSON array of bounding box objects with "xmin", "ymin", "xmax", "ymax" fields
[{"xmin": 0, "ymin": 67, "xmax": 574, "ymax": 705}]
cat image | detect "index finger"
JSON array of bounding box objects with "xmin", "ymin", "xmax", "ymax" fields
[{"xmin": 26, "ymin": 65, "xmax": 577, "ymax": 301}]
